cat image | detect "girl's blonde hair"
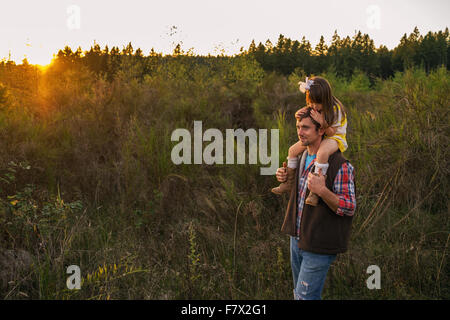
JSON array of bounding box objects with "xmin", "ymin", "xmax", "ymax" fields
[{"xmin": 305, "ymin": 76, "xmax": 346, "ymax": 127}]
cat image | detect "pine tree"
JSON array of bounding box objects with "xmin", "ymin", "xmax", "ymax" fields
[
  {"xmin": 248, "ymin": 40, "xmax": 257, "ymax": 54},
  {"xmin": 314, "ymin": 35, "xmax": 328, "ymax": 56},
  {"xmin": 265, "ymin": 39, "xmax": 273, "ymax": 53},
  {"xmin": 376, "ymin": 45, "xmax": 394, "ymax": 79},
  {"xmin": 313, "ymin": 36, "xmax": 329, "ymax": 74},
  {"xmin": 122, "ymin": 42, "xmax": 134, "ymax": 56},
  {"xmin": 329, "ymin": 30, "xmax": 342, "ymax": 73}
]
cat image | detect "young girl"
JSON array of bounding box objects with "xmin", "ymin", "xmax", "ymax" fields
[{"xmin": 271, "ymin": 76, "xmax": 348, "ymax": 206}]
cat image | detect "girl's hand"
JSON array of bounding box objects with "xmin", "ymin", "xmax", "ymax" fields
[
  {"xmin": 295, "ymin": 106, "xmax": 309, "ymax": 119},
  {"xmin": 310, "ymin": 109, "xmax": 326, "ymax": 128}
]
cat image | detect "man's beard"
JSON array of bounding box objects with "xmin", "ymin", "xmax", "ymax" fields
[{"xmin": 299, "ymin": 137, "xmax": 310, "ymax": 146}]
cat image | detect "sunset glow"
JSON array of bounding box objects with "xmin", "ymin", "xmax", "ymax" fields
[{"xmin": 1, "ymin": 0, "xmax": 448, "ymax": 65}]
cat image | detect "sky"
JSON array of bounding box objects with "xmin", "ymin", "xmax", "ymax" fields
[{"xmin": 0, "ymin": 0, "xmax": 448, "ymax": 65}]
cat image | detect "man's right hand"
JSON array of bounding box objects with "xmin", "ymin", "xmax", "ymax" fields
[{"xmin": 276, "ymin": 167, "xmax": 287, "ymax": 182}]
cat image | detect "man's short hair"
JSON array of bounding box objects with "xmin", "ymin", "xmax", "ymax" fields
[{"xmin": 296, "ymin": 107, "xmax": 322, "ymax": 131}]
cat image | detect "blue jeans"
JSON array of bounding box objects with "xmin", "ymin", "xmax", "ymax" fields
[{"xmin": 290, "ymin": 236, "xmax": 336, "ymax": 300}]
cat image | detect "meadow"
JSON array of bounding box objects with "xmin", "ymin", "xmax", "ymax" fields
[{"xmin": 0, "ymin": 54, "xmax": 448, "ymax": 299}]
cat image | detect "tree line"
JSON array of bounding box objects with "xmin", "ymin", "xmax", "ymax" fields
[
  {"xmin": 1, "ymin": 26, "xmax": 448, "ymax": 84},
  {"xmin": 248, "ymin": 27, "xmax": 449, "ymax": 81}
]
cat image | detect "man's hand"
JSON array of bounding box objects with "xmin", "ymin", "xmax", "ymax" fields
[
  {"xmin": 276, "ymin": 167, "xmax": 287, "ymax": 183},
  {"xmin": 307, "ymin": 169, "xmax": 326, "ymax": 196},
  {"xmin": 308, "ymin": 168, "xmax": 340, "ymax": 212}
]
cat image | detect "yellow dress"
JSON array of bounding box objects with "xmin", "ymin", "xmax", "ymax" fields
[{"xmin": 325, "ymin": 104, "xmax": 348, "ymax": 153}]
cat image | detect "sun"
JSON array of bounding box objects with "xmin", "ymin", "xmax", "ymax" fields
[
  {"xmin": 35, "ymin": 62, "xmax": 52, "ymax": 71},
  {"xmin": 26, "ymin": 52, "xmax": 54, "ymax": 67},
  {"xmin": 15, "ymin": 41, "xmax": 55, "ymax": 67}
]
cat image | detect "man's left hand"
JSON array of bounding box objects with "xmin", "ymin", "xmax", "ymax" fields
[{"xmin": 307, "ymin": 169, "xmax": 326, "ymax": 196}]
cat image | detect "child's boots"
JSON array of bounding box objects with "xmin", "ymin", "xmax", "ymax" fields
[
  {"xmin": 305, "ymin": 189, "xmax": 319, "ymax": 206},
  {"xmin": 271, "ymin": 162, "xmax": 296, "ymax": 195},
  {"xmin": 305, "ymin": 172, "xmax": 327, "ymax": 206}
]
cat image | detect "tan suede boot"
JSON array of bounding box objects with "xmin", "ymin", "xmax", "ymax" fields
[
  {"xmin": 271, "ymin": 162, "xmax": 296, "ymax": 195},
  {"xmin": 305, "ymin": 190, "xmax": 319, "ymax": 206},
  {"xmin": 305, "ymin": 173, "xmax": 326, "ymax": 206}
]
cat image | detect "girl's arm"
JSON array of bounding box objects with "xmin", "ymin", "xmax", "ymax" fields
[
  {"xmin": 311, "ymin": 109, "xmax": 338, "ymax": 136},
  {"xmin": 323, "ymin": 125, "xmax": 337, "ymax": 137}
]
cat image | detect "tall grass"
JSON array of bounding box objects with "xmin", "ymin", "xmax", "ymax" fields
[{"xmin": 0, "ymin": 56, "xmax": 448, "ymax": 299}]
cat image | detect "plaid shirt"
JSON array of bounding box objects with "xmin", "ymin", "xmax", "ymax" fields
[{"xmin": 296, "ymin": 158, "xmax": 356, "ymax": 237}]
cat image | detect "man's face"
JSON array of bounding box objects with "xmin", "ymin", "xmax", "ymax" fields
[{"xmin": 296, "ymin": 116, "xmax": 323, "ymax": 146}]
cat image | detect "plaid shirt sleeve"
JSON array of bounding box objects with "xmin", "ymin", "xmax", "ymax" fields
[{"xmin": 332, "ymin": 161, "xmax": 356, "ymax": 216}]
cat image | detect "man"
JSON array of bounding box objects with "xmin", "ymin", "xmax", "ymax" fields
[{"xmin": 275, "ymin": 107, "xmax": 356, "ymax": 300}]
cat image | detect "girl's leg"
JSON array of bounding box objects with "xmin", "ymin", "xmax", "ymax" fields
[
  {"xmin": 287, "ymin": 141, "xmax": 306, "ymax": 169},
  {"xmin": 305, "ymin": 138, "xmax": 339, "ymax": 205},
  {"xmin": 315, "ymin": 138, "xmax": 339, "ymax": 175},
  {"xmin": 288, "ymin": 141, "xmax": 307, "ymax": 159},
  {"xmin": 271, "ymin": 141, "xmax": 306, "ymax": 195}
]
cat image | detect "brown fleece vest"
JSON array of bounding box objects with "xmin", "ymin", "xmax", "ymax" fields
[{"xmin": 281, "ymin": 150, "xmax": 354, "ymax": 254}]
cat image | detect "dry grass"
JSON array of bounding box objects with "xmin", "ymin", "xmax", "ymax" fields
[{"xmin": 0, "ymin": 58, "xmax": 448, "ymax": 299}]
